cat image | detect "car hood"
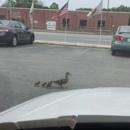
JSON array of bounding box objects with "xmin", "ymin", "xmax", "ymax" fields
[{"xmin": 1, "ymin": 87, "xmax": 130, "ymax": 129}]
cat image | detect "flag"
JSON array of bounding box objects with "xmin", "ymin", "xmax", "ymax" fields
[
  {"xmin": 87, "ymin": 0, "xmax": 103, "ymax": 19},
  {"xmin": 29, "ymin": 0, "xmax": 34, "ymax": 24},
  {"xmin": 52, "ymin": 1, "xmax": 68, "ymax": 20}
]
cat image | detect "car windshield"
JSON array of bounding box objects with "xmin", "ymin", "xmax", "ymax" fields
[{"xmin": 119, "ymin": 26, "xmax": 130, "ymax": 33}]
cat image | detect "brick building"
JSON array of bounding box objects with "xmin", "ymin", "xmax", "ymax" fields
[{"xmin": 0, "ymin": 7, "xmax": 129, "ymax": 33}]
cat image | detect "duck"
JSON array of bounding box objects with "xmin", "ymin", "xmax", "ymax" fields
[
  {"xmin": 52, "ymin": 72, "xmax": 71, "ymax": 88},
  {"xmin": 42, "ymin": 82, "xmax": 47, "ymax": 87},
  {"xmin": 46, "ymin": 81, "xmax": 52, "ymax": 88},
  {"xmin": 34, "ymin": 81, "xmax": 40, "ymax": 87}
]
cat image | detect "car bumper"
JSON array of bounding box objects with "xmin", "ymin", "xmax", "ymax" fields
[
  {"xmin": 113, "ymin": 41, "xmax": 130, "ymax": 51},
  {"xmin": 0, "ymin": 33, "xmax": 12, "ymax": 43}
]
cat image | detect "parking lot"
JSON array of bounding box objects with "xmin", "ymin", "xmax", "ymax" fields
[{"xmin": 0, "ymin": 43, "xmax": 130, "ymax": 112}]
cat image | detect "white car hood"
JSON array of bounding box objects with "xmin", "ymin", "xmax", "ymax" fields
[{"xmin": 1, "ymin": 87, "xmax": 130, "ymax": 129}]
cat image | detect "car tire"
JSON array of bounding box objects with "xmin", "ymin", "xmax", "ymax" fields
[
  {"xmin": 10, "ymin": 35, "xmax": 18, "ymax": 47},
  {"xmin": 111, "ymin": 50, "xmax": 116, "ymax": 55},
  {"xmin": 29, "ymin": 35, "xmax": 33, "ymax": 44}
]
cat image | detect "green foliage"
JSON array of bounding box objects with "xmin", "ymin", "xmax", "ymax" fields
[
  {"xmin": 76, "ymin": 5, "xmax": 130, "ymax": 12},
  {"xmin": 76, "ymin": 8, "xmax": 92, "ymax": 11},
  {"xmin": 50, "ymin": 2, "xmax": 59, "ymax": 9},
  {"xmin": 43, "ymin": 6, "xmax": 50, "ymax": 9},
  {"xmin": 14, "ymin": 0, "xmax": 44, "ymax": 8},
  {"xmin": 1, "ymin": 0, "xmax": 45, "ymax": 9}
]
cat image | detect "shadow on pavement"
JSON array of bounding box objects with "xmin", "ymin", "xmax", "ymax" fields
[
  {"xmin": 116, "ymin": 51, "xmax": 130, "ymax": 58},
  {"xmin": 0, "ymin": 43, "xmax": 33, "ymax": 48}
]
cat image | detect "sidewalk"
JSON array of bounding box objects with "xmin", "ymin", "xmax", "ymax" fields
[{"xmin": 34, "ymin": 40, "xmax": 111, "ymax": 49}]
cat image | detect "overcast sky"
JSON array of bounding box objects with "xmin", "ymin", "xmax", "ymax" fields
[
  {"xmin": 0, "ymin": 0, "xmax": 129, "ymax": 10},
  {"xmin": 43, "ymin": 0, "xmax": 130, "ymax": 10}
]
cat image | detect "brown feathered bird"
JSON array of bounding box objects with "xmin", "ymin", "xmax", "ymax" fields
[
  {"xmin": 42, "ymin": 82, "xmax": 47, "ymax": 87},
  {"xmin": 46, "ymin": 81, "xmax": 52, "ymax": 88},
  {"xmin": 34, "ymin": 81, "xmax": 40, "ymax": 87},
  {"xmin": 52, "ymin": 72, "xmax": 71, "ymax": 88}
]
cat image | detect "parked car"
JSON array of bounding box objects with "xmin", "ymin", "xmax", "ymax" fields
[
  {"xmin": 0, "ymin": 20, "xmax": 35, "ymax": 47},
  {"xmin": 111, "ymin": 26, "xmax": 130, "ymax": 55}
]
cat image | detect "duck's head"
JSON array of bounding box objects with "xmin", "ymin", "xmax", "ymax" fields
[{"xmin": 66, "ymin": 72, "xmax": 71, "ymax": 76}]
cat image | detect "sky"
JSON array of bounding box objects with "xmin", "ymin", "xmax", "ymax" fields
[{"xmin": 0, "ymin": 0, "xmax": 130, "ymax": 10}]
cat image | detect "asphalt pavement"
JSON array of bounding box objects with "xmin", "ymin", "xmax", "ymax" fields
[
  {"xmin": 35, "ymin": 32, "xmax": 113, "ymax": 45},
  {"xmin": 0, "ymin": 43, "xmax": 130, "ymax": 112}
]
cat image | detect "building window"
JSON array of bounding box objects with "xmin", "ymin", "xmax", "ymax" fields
[
  {"xmin": 80, "ymin": 20, "xmax": 87, "ymax": 29},
  {"xmin": 97, "ymin": 20, "xmax": 105, "ymax": 29},
  {"xmin": 0, "ymin": 15, "xmax": 5, "ymax": 20},
  {"xmin": 63, "ymin": 19, "xmax": 69, "ymax": 28}
]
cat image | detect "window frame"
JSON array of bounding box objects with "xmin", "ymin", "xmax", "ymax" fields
[
  {"xmin": 97, "ymin": 20, "xmax": 105, "ymax": 30},
  {"xmin": 19, "ymin": 22, "xmax": 27, "ymax": 30},
  {"xmin": 79, "ymin": 19, "xmax": 87, "ymax": 29},
  {"xmin": 63, "ymin": 18, "xmax": 70, "ymax": 28},
  {"xmin": 13, "ymin": 21, "xmax": 22, "ymax": 29}
]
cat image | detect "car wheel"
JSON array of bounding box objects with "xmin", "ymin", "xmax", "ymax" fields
[
  {"xmin": 10, "ymin": 36, "xmax": 18, "ymax": 47},
  {"xmin": 29, "ymin": 35, "xmax": 33, "ymax": 44},
  {"xmin": 111, "ymin": 50, "xmax": 116, "ymax": 55}
]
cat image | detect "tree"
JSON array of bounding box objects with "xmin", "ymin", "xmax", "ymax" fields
[
  {"xmin": 50, "ymin": 2, "xmax": 59, "ymax": 9},
  {"xmin": 76, "ymin": 8, "xmax": 92, "ymax": 11},
  {"xmin": 1, "ymin": 0, "xmax": 15, "ymax": 7},
  {"xmin": 1, "ymin": 0, "xmax": 45, "ymax": 9},
  {"xmin": 76, "ymin": 5, "xmax": 130, "ymax": 12},
  {"xmin": 43, "ymin": 6, "xmax": 50, "ymax": 9}
]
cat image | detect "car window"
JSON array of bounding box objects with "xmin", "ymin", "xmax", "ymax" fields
[
  {"xmin": 19, "ymin": 22, "xmax": 27, "ymax": 30},
  {"xmin": 14, "ymin": 22, "xmax": 22, "ymax": 29},
  {"xmin": 119, "ymin": 26, "xmax": 130, "ymax": 33}
]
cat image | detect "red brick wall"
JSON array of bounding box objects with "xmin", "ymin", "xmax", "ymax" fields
[{"xmin": 0, "ymin": 7, "xmax": 129, "ymax": 33}]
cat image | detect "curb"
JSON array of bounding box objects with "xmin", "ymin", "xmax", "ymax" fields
[
  {"xmin": 34, "ymin": 40, "xmax": 111, "ymax": 49},
  {"xmin": 33, "ymin": 30, "xmax": 112, "ymax": 36}
]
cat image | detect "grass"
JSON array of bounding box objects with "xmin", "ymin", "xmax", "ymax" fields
[
  {"xmin": 34, "ymin": 41, "xmax": 110, "ymax": 49},
  {"xmin": 33, "ymin": 29, "xmax": 112, "ymax": 35}
]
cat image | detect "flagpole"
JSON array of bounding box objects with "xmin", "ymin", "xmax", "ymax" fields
[
  {"xmin": 99, "ymin": 0, "xmax": 103, "ymax": 44},
  {"xmin": 64, "ymin": 12, "xmax": 68, "ymax": 42},
  {"xmin": 64, "ymin": 0, "xmax": 69, "ymax": 42},
  {"xmin": 10, "ymin": 0, "xmax": 12, "ymax": 20},
  {"xmin": 32, "ymin": 0, "xmax": 34, "ymax": 29}
]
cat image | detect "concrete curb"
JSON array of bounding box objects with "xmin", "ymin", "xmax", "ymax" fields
[
  {"xmin": 34, "ymin": 40, "xmax": 111, "ymax": 49},
  {"xmin": 33, "ymin": 30, "xmax": 112, "ymax": 36}
]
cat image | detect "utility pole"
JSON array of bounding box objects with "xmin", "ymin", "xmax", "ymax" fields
[
  {"xmin": 10, "ymin": 0, "xmax": 12, "ymax": 20},
  {"xmin": 107, "ymin": 0, "xmax": 109, "ymax": 13},
  {"xmin": 107, "ymin": 0, "xmax": 110, "ymax": 30}
]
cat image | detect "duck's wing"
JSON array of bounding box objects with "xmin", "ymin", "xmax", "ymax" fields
[
  {"xmin": 53, "ymin": 78, "xmax": 68, "ymax": 84},
  {"xmin": 53, "ymin": 79, "xmax": 64, "ymax": 84}
]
